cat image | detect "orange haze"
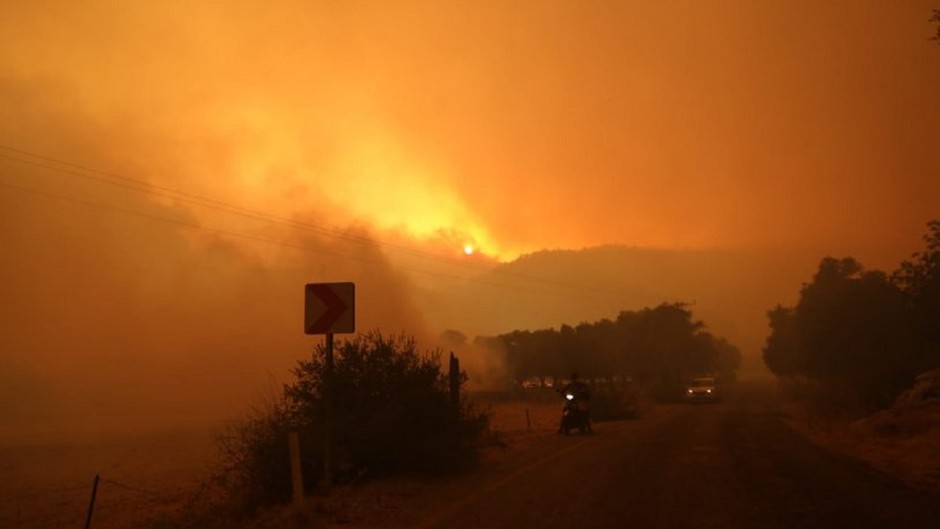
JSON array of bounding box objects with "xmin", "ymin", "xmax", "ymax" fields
[{"xmin": 1, "ymin": 1, "xmax": 938, "ymax": 439}]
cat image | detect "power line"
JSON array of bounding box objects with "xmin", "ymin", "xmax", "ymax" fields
[
  {"xmin": 0, "ymin": 144, "xmax": 491, "ymax": 272},
  {"xmin": 0, "ymin": 145, "xmax": 633, "ymax": 304},
  {"xmin": 0, "ymin": 180, "xmax": 633, "ymax": 305},
  {"xmin": 98, "ymin": 477, "xmax": 166, "ymax": 499},
  {"xmin": 0, "ymin": 180, "xmax": 459, "ymax": 279},
  {"xmin": 0, "ymin": 483, "xmax": 88, "ymax": 504}
]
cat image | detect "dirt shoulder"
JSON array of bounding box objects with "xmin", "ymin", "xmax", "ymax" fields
[{"xmin": 781, "ymin": 401, "xmax": 940, "ymax": 492}]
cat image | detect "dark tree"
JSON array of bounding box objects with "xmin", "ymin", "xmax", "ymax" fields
[
  {"xmin": 931, "ymin": 9, "xmax": 940, "ymax": 42},
  {"xmin": 703, "ymin": 333, "xmax": 742, "ymax": 381},
  {"xmin": 495, "ymin": 302, "xmax": 738, "ymax": 393},
  {"xmin": 893, "ymin": 220, "xmax": 940, "ymax": 370},
  {"xmin": 763, "ymin": 305, "xmax": 799, "ymax": 376},
  {"xmin": 440, "ymin": 329, "xmax": 469, "ymax": 347},
  {"xmin": 800, "ymin": 259, "xmax": 915, "ymax": 408},
  {"xmin": 762, "ymin": 225, "xmax": 940, "ymax": 414}
]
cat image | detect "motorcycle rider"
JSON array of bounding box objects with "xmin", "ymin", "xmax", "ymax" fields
[{"xmin": 558, "ymin": 372, "xmax": 592, "ymax": 433}]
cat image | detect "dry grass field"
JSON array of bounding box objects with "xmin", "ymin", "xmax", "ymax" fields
[
  {"xmin": 0, "ymin": 394, "xmax": 564, "ymax": 529},
  {"xmin": 1, "ymin": 430, "xmax": 218, "ymax": 529}
]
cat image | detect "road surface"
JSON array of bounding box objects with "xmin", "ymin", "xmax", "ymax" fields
[{"xmin": 382, "ymin": 381, "xmax": 940, "ymax": 529}]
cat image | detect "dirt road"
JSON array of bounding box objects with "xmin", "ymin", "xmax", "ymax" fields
[{"xmin": 371, "ymin": 381, "xmax": 940, "ymax": 529}]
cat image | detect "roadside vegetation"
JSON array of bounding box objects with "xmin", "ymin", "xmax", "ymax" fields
[
  {"xmin": 202, "ymin": 331, "xmax": 488, "ymax": 519},
  {"xmin": 763, "ymin": 220, "xmax": 940, "ymax": 416},
  {"xmin": 763, "ymin": 220, "xmax": 940, "ymax": 489}
]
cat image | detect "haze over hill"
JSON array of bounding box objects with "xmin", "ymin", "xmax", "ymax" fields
[{"xmin": 415, "ymin": 245, "xmax": 819, "ymax": 376}]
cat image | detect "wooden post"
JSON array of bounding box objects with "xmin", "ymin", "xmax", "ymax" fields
[
  {"xmin": 449, "ymin": 352, "xmax": 460, "ymax": 414},
  {"xmin": 84, "ymin": 474, "xmax": 100, "ymax": 529},
  {"xmin": 526, "ymin": 408, "xmax": 532, "ymax": 431},
  {"xmin": 289, "ymin": 431, "xmax": 304, "ymax": 504}
]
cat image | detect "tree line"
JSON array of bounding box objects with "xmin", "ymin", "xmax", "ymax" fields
[
  {"xmin": 763, "ymin": 220, "xmax": 940, "ymax": 414},
  {"xmin": 482, "ymin": 303, "xmax": 741, "ymax": 394}
]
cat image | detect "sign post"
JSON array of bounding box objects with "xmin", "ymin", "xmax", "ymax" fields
[{"xmin": 304, "ymin": 282, "xmax": 355, "ymax": 493}]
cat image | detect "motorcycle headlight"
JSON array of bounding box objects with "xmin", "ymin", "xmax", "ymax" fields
[{"xmin": 566, "ymin": 394, "xmax": 575, "ymax": 400}]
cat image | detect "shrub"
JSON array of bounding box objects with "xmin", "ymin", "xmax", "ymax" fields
[
  {"xmin": 589, "ymin": 379, "xmax": 641, "ymax": 420},
  {"xmin": 214, "ymin": 397, "xmax": 294, "ymax": 513},
  {"xmin": 216, "ymin": 331, "xmax": 488, "ymax": 511}
]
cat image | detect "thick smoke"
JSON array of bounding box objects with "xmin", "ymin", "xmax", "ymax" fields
[
  {"xmin": 0, "ymin": 76, "xmax": 429, "ymax": 442},
  {"xmin": 3, "ymin": 1, "xmax": 938, "ymax": 441}
]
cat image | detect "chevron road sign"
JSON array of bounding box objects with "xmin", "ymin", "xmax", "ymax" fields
[{"xmin": 304, "ymin": 282, "xmax": 355, "ymax": 335}]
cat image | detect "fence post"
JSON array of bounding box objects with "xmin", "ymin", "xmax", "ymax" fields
[
  {"xmin": 449, "ymin": 352, "xmax": 460, "ymax": 415},
  {"xmin": 289, "ymin": 431, "xmax": 304, "ymax": 504},
  {"xmin": 84, "ymin": 474, "xmax": 100, "ymax": 529}
]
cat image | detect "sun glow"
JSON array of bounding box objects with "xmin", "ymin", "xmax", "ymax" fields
[{"xmin": 220, "ymin": 121, "xmax": 511, "ymax": 261}]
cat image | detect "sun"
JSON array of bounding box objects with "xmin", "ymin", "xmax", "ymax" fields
[{"xmin": 463, "ymin": 244, "xmax": 475, "ymax": 256}]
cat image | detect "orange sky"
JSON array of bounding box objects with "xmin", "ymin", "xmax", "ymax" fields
[
  {"xmin": 1, "ymin": 1, "xmax": 938, "ymax": 437},
  {"xmin": 2, "ymin": 1, "xmax": 937, "ymax": 262}
]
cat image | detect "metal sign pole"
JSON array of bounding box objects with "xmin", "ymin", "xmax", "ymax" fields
[
  {"xmin": 304, "ymin": 282, "xmax": 353, "ymax": 493},
  {"xmin": 323, "ymin": 332, "xmax": 334, "ymax": 492}
]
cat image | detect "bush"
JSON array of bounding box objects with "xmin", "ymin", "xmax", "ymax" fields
[
  {"xmin": 214, "ymin": 397, "xmax": 295, "ymax": 513},
  {"xmin": 216, "ymin": 331, "xmax": 489, "ymax": 512},
  {"xmin": 590, "ymin": 379, "xmax": 641, "ymax": 420}
]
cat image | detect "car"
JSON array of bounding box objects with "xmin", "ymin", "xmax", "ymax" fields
[
  {"xmin": 685, "ymin": 377, "xmax": 721, "ymax": 402},
  {"xmin": 521, "ymin": 376, "xmax": 542, "ymax": 389}
]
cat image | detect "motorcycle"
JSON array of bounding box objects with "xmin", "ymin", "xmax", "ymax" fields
[{"xmin": 559, "ymin": 391, "xmax": 591, "ymax": 435}]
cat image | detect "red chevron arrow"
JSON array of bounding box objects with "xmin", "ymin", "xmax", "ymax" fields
[{"xmin": 305, "ymin": 283, "xmax": 355, "ymax": 334}]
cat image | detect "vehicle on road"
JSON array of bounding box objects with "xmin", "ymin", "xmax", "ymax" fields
[
  {"xmin": 559, "ymin": 391, "xmax": 591, "ymax": 434},
  {"xmin": 685, "ymin": 377, "xmax": 721, "ymax": 402}
]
